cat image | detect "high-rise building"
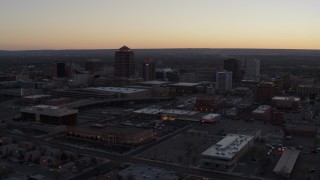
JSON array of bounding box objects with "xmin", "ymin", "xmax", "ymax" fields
[
  {"xmin": 114, "ymin": 46, "xmax": 135, "ymax": 78},
  {"xmin": 52, "ymin": 62, "xmax": 69, "ymax": 78},
  {"xmin": 142, "ymin": 58, "xmax": 155, "ymax": 81},
  {"xmin": 56, "ymin": 62, "xmax": 66, "ymax": 78},
  {"xmin": 196, "ymin": 68, "xmax": 217, "ymax": 82},
  {"xmin": 224, "ymin": 58, "xmax": 242, "ymax": 81},
  {"xmin": 245, "ymin": 59, "xmax": 260, "ymax": 80},
  {"xmin": 216, "ymin": 71, "xmax": 232, "ymax": 92},
  {"xmin": 85, "ymin": 59, "xmax": 105, "ymax": 74}
]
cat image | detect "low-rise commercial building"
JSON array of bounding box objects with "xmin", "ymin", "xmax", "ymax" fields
[
  {"xmin": 270, "ymin": 110, "xmax": 285, "ymax": 125},
  {"xmin": 255, "ymin": 82, "xmax": 276, "ymax": 103},
  {"xmin": 284, "ymin": 122, "xmax": 317, "ymax": 137},
  {"xmin": 297, "ymin": 85, "xmax": 320, "ymax": 96},
  {"xmin": 225, "ymin": 108, "xmax": 239, "ymax": 120},
  {"xmin": 167, "ymin": 82, "xmax": 201, "ymax": 96},
  {"xmin": 273, "ymin": 149, "xmax": 300, "ymax": 178},
  {"xmin": 21, "ymin": 94, "xmax": 52, "ymax": 105},
  {"xmin": 200, "ymin": 113, "xmax": 221, "ymax": 124},
  {"xmin": 272, "ymin": 96, "xmax": 300, "ymax": 111},
  {"xmin": 84, "ymin": 87, "xmax": 151, "ymax": 98},
  {"xmin": 68, "ymin": 123, "xmax": 155, "ymax": 145},
  {"xmin": 133, "ymin": 107, "xmax": 200, "ymax": 122},
  {"xmin": 201, "ymin": 134, "xmax": 254, "ymax": 171},
  {"xmin": 193, "ymin": 98, "xmax": 225, "ymax": 113},
  {"xmin": 20, "ymin": 105, "xmax": 78, "ymax": 125},
  {"xmin": 252, "ymin": 105, "xmax": 271, "ymax": 121}
]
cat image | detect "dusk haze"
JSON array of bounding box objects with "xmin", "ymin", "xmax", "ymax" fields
[
  {"xmin": 1, "ymin": 0, "xmax": 320, "ymax": 50},
  {"xmin": 1, "ymin": 1, "xmax": 320, "ymax": 180}
]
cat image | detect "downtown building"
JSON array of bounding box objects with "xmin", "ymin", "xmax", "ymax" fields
[
  {"xmin": 255, "ymin": 81, "xmax": 276, "ymax": 103},
  {"xmin": 52, "ymin": 62, "xmax": 72, "ymax": 78},
  {"xmin": 223, "ymin": 58, "xmax": 243, "ymax": 82},
  {"xmin": 245, "ymin": 59, "xmax": 260, "ymax": 81},
  {"xmin": 201, "ymin": 134, "xmax": 254, "ymax": 171},
  {"xmin": 85, "ymin": 59, "xmax": 105, "ymax": 74},
  {"xmin": 196, "ymin": 68, "xmax": 218, "ymax": 82},
  {"xmin": 20, "ymin": 105, "xmax": 78, "ymax": 125},
  {"xmin": 114, "ymin": 46, "xmax": 135, "ymax": 78},
  {"xmin": 142, "ymin": 58, "xmax": 155, "ymax": 81},
  {"xmin": 68, "ymin": 123, "xmax": 155, "ymax": 145},
  {"xmin": 216, "ymin": 71, "xmax": 232, "ymax": 92},
  {"xmin": 155, "ymin": 68, "xmax": 179, "ymax": 82}
]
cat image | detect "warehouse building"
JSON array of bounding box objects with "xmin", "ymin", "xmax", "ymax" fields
[{"xmin": 273, "ymin": 149, "xmax": 300, "ymax": 178}]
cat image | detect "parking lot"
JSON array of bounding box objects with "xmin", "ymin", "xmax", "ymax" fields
[{"xmin": 137, "ymin": 133, "xmax": 216, "ymax": 167}]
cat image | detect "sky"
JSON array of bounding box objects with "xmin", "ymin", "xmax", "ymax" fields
[{"xmin": 0, "ymin": 0, "xmax": 320, "ymax": 50}]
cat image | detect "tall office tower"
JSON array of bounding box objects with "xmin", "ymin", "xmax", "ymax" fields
[
  {"xmin": 223, "ymin": 58, "xmax": 242, "ymax": 81},
  {"xmin": 114, "ymin": 46, "xmax": 135, "ymax": 78},
  {"xmin": 196, "ymin": 68, "xmax": 217, "ymax": 82},
  {"xmin": 216, "ymin": 71, "xmax": 233, "ymax": 92},
  {"xmin": 52, "ymin": 62, "xmax": 67, "ymax": 78},
  {"xmin": 85, "ymin": 59, "xmax": 105, "ymax": 74},
  {"xmin": 245, "ymin": 59, "xmax": 260, "ymax": 80},
  {"xmin": 142, "ymin": 58, "xmax": 155, "ymax": 81}
]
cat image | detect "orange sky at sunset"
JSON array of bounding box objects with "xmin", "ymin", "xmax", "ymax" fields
[{"xmin": 1, "ymin": 0, "xmax": 319, "ymax": 50}]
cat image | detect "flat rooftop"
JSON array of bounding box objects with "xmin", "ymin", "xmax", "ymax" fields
[
  {"xmin": 21, "ymin": 105, "xmax": 78, "ymax": 117},
  {"xmin": 118, "ymin": 164, "xmax": 178, "ymax": 180},
  {"xmin": 272, "ymin": 96, "xmax": 300, "ymax": 101},
  {"xmin": 202, "ymin": 113, "xmax": 220, "ymax": 120},
  {"xmin": 134, "ymin": 107, "xmax": 198, "ymax": 116},
  {"xmin": 162, "ymin": 109, "xmax": 198, "ymax": 115},
  {"xmin": 84, "ymin": 87, "xmax": 149, "ymax": 94},
  {"xmin": 139, "ymin": 81, "xmax": 169, "ymax": 85},
  {"xmin": 285, "ymin": 123, "xmax": 317, "ymax": 132},
  {"xmin": 273, "ymin": 149, "xmax": 300, "ymax": 176},
  {"xmin": 23, "ymin": 94, "xmax": 51, "ymax": 99},
  {"xmin": 168, "ymin": 82, "xmax": 200, "ymax": 87},
  {"xmin": 253, "ymin": 105, "xmax": 271, "ymax": 114},
  {"xmin": 201, "ymin": 134, "xmax": 254, "ymax": 160},
  {"xmin": 73, "ymin": 123, "xmax": 152, "ymax": 135},
  {"xmin": 133, "ymin": 108, "xmax": 165, "ymax": 115}
]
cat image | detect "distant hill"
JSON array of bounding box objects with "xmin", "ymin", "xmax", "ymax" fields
[
  {"xmin": 1, "ymin": 48, "xmax": 320, "ymax": 56},
  {"xmin": 0, "ymin": 49, "xmax": 320, "ymax": 68}
]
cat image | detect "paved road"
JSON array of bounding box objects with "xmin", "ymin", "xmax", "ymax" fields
[
  {"xmin": 68, "ymin": 161, "xmax": 115, "ymax": 180},
  {"xmin": 1, "ymin": 128, "xmax": 267, "ymax": 180}
]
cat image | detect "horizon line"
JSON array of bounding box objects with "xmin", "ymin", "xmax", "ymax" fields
[{"xmin": 1, "ymin": 47, "xmax": 320, "ymax": 51}]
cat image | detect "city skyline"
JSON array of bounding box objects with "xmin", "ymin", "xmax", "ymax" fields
[{"xmin": 1, "ymin": 0, "xmax": 320, "ymax": 50}]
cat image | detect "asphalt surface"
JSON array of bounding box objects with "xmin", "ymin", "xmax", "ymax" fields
[{"xmin": 1, "ymin": 126, "xmax": 268, "ymax": 180}]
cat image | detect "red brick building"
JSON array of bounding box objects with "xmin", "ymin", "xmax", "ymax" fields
[
  {"xmin": 255, "ymin": 82, "xmax": 276, "ymax": 103},
  {"xmin": 194, "ymin": 98, "xmax": 225, "ymax": 112}
]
